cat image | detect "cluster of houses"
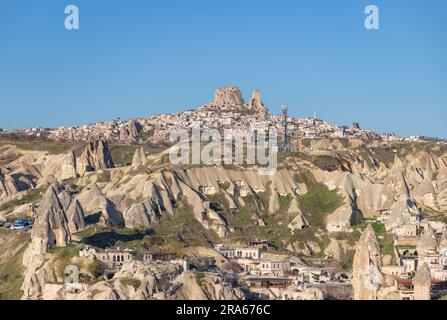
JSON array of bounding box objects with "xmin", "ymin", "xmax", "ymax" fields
[
  {"xmin": 214, "ymin": 240, "xmax": 349, "ymax": 300},
  {"xmin": 51, "ymin": 109, "xmax": 396, "ymax": 146},
  {"xmin": 7, "ymin": 91, "xmax": 403, "ymax": 148},
  {"xmin": 375, "ymin": 198, "xmax": 447, "ymax": 300},
  {"xmin": 214, "ymin": 242, "xmax": 292, "ymax": 278},
  {"xmin": 74, "ymin": 239, "xmax": 348, "ymax": 300},
  {"xmin": 47, "ymin": 118, "xmax": 143, "ymax": 144},
  {"xmin": 79, "ymin": 247, "xmax": 186, "ymax": 274},
  {"xmin": 380, "ymin": 226, "xmax": 447, "ymax": 300}
]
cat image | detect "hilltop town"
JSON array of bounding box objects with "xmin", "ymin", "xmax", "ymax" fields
[
  {"xmin": 2, "ymin": 86, "xmax": 410, "ymax": 147},
  {"xmin": 0, "ymin": 86, "xmax": 447, "ymax": 301}
]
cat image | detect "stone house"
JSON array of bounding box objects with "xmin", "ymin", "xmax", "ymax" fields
[
  {"xmin": 215, "ymin": 245, "xmax": 264, "ymax": 260},
  {"xmin": 79, "ymin": 247, "xmax": 134, "ymax": 271}
]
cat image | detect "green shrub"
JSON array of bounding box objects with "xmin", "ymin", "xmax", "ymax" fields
[
  {"xmin": 279, "ymin": 194, "xmax": 293, "ymax": 208},
  {"xmin": 298, "ymin": 178, "xmax": 341, "ymax": 228},
  {"xmin": 88, "ymin": 258, "xmax": 105, "ymax": 279}
]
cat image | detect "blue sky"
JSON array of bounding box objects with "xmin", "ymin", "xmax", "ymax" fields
[{"xmin": 0, "ymin": 0, "xmax": 446, "ymax": 138}]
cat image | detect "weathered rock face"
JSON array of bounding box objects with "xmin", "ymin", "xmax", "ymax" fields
[
  {"xmin": 107, "ymin": 167, "xmax": 309, "ymax": 237},
  {"xmin": 21, "ymin": 186, "xmax": 75, "ymax": 300},
  {"xmin": 247, "ymin": 90, "xmax": 269, "ymax": 118},
  {"xmin": 288, "ymin": 213, "xmax": 309, "ymax": 232},
  {"xmin": 287, "ymin": 199, "xmax": 309, "ymax": 232},
  {"xmin": 76, "ymin": 183, "xmax": 125, "ymax": 228},
  {"xmin": 416, "ymin": 226, "xmax": 438, "ymax": 256},
  {"xmin": 324, "ymin": 239, "xmax": 345, "ymax": 261},
  {"xmin": 31, "ymin": 186, "xmax": 71, "ymax": 249},
  {"xmin": 326, "ymin": 197, "xmax": 356, "ymax": 233},
  {"xmin": 178, "ymin": 270, "xmax": 245, "ymax": 300},
  {"xmin": 51, "ymin": 260, "xmax": 241, "ymax": 301},
  {"xmin": 131, "ymin": 147, "xmax": 147, "ymax": 168},
  {"xmin": 413, "ymin": 263, "xmax": 431, "ymax": 300},
  {"xmin": 313, "ymin": 171, "xmax": 371, "ymax": 232},
  {"xmin": 212, "ymin": 86, "xmax": 244, "ymax": 108},
  {"xmin": 123, "ymin": 197, "xmax": 162, "ymax": 230},
  {"xmin": 19, "ymin": 258, "xmax": 181, "ymax": 300},
  {"xmin": 119, "ymin": 120, "xmax": 142, "ymax": 144},
  {"xmin": 77, "ymin": 140, "xmax": 114, "ymax": 176},
  {"xmin": 352, "ymin": 225, "xmax": 383, "ymax": 300},
  {"xmin": 66, "ymin": 199, "xmax": 86, "ymax": 234},
  {"xmin": 0, "ymin": 167, "xmax": 18, "ymax": 200},
  {"xmin": 60, "ymin": 151, "xmax": 77, "ymax": 180},
  {"xmin": 309, "ymin": 148, "xmax": 447, "ymax": 233},
  {"xmin": 385, "ymin": 197, "xmax": 420, "ymax": 231},
  {"xmin": 440, "ymin": 227, "xmax": 447, "ymax": 248},
  {"xmin": 248, "ymin": 90, "xmax": 262, "ymax": 109},
  {"xmin": 58, "ymin": 190, "xmax": 73, "ymax": 211},
  {"xmin": 198, "ymin": 86, "xmax": 270, "ymax": 119}
]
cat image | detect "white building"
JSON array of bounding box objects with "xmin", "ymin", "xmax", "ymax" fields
[{"xmin": 215, "ymin": 245, "xmax": 263, "ymax": 260}]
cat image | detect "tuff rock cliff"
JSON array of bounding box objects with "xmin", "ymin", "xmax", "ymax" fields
[{"xmin": 352, "ymin": 225, "xmax": 383, "ymax": 300}]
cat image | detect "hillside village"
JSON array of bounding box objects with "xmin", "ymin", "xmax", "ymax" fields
[
  {"xmin": 0, "ymin": 87, "xmax": 447, "ymax": 300},
  {"xmin": 3, "ymin": 86, "xmax": 409, "ymax": 147}
]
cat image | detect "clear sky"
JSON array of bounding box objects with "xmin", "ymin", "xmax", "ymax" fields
[{"xmin": 0, "ymin": 0, "xmax": 446, "ymax": 138}]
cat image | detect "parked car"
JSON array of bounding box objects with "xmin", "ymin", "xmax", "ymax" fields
[
  {"xmin": 10, "ymin": 221, "xmax": 30, "ymax": 231},
  {"xmin": 15, "ymin": 219, "xmax": 30, "ymax": 226}
]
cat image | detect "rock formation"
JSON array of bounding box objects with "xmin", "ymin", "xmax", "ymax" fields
[
  {"xmin": 440, "ymin": 227, "xmax": 447, "ymax": 248},
  {"xmin": 413, "ymin": 263, "xmax": 431, "ymax": 300},
  {"xmin": 31, "ymin": 186, "xmax": 71, "ymax": 249},
  {"xmin": 21, "ymin": 186, "xmax": 74, "ymax": 300},
  {"xmin": 131, "ymin": 147, "xmax": 148, "ymax": 168},
  {"xmin": 178, "ymin": 270, "xmax": 245, "ymax": 300},
  {"xmin": 416, "ymin": 226, "xmax": 438, "ymax": 256},
  {"xmin": 2, "ymin": 130, "xmax": 447, "ymax": 301},
  {"xmin": 198, "ymin": 86, "xmax": 269, "ymax": 118},
  {"xmin": 324, "ymin": 239, "xmax": 345, "ymax": 261},
  {"xmin": 287, "ymin": 199, "xmax": 309, "ymax": 232},
  {"xmin": 77, "ymin": 140, "xmax": 114, "ymax": 176},
  {"xmin": 0, "ymin": 167, "xmax": 18, "ymax": 200},
  {"xmin": 352, "ymin": 225, "xmax": 383, "ymax": 300},
  {"xmin": 288, "ymin": 213, "xmax": 309, "ymax": 232},
  {"xmin": 76, "ymin": 183, "xmax": 125, "ymax": 228},
  {"xmin": 211, "ymin": 86, "xmax": 244, "ymax": 108},
  {"xmin": 385, "ymin": 197, "xmax": 420, "ymax": 232},
  {"xmin": 123, "ymin": 197, "xmax": 162, "ymax": 230},
  {"xmin": 119, "ymin": 120, "xmax": 142, "ymax": 144},
  {"xmin": 66, "ymin": 199, "xmax": 86, "ymax": 233},
  {"xmin": 326, "ymin": 197, "xmax": 356, "ymax": 233},
  {"xmin": 60, "ymin": 151, "xmax": 78, "ymax": 180},
  {"xmin": 247, "ymin": 90, "xmax": 269, "ymax": 118}
]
